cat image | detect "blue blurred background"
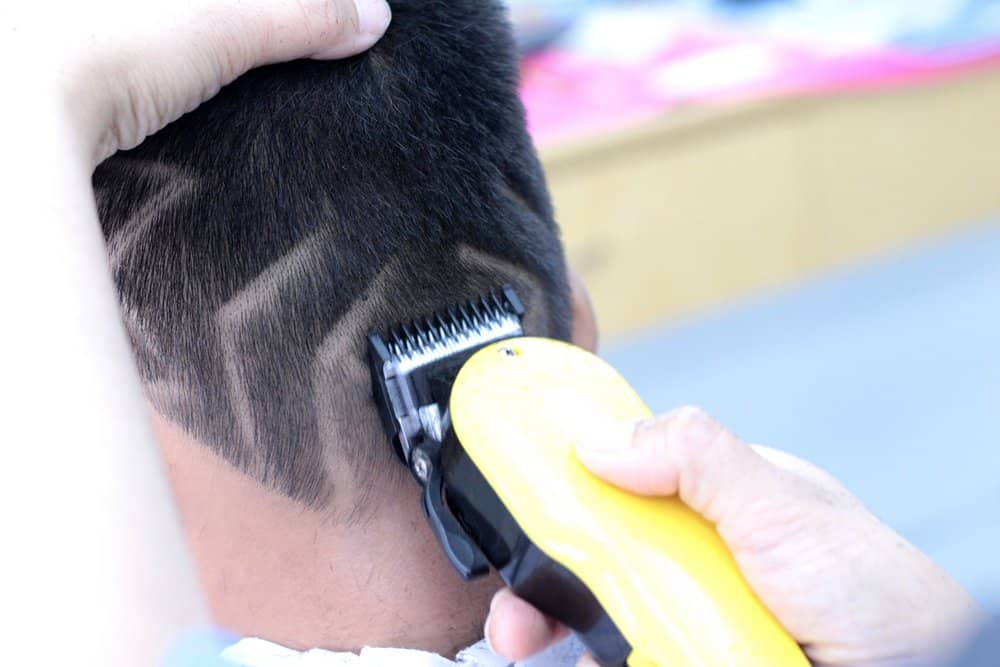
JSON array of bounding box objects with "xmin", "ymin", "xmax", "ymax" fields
[{"xmin": 605, "ymin": 220, "xmax": 1000, "ymax": 608}]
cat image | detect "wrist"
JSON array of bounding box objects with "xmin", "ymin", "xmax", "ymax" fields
[
  {"xmin": 895, "ymin": 544, "xmax": 989, "ymax": 664},
  {"xmin": 917, "ymin": 580, "xmax": 989, "ymax": 662}
]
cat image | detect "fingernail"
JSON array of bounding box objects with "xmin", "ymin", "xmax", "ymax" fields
[
  {"xmin": 484, "ymin": 589, "xmax": 510, "ymax": 655},
  {"xmin": 353, "ymin": 0, "xmax": 392, "ymax": 35},
  {"xmin": 483, "ymin": 614, "xmax": 497, "ymax": 655},
  {"xmin": 577, "ymin": 653, "xmax": 600, "ymax": 667},
  {"xmin": 576, "ymin": 420, "xmax": 637, "ymax": 455}
]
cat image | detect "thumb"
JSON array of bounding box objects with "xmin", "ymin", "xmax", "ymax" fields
[
  {"xmin": 205, "ymin": 0, "xmax": 394, "ymax": 63},
  {"xmin": 576, "ymin": 407, "xmax": 790, "ymax": 524},
  {"xmin": 75, "ymin": 0, "xmax": 392, "ymax": 161}
]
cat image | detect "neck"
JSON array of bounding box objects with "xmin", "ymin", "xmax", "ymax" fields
[{"xmin": 153, "ymin": 413, "xmax": 499, "ymax": 656}]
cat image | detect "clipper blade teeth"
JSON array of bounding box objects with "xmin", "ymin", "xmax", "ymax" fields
[{"xmin": 384, "ymin": 286, "xmax": 523, "ymax": 361}]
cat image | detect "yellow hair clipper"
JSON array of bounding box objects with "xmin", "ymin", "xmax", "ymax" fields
[{"xmin": 368, "ymin": 286, "xmax": 807, "ymax": 667}]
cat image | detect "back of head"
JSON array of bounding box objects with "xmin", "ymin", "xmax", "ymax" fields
[{"xmin": 94, "ymin": 0, "xmax": 571, "ymax": 513}]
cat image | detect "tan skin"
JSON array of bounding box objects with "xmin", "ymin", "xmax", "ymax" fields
[{"xmin": 154, "ymin": 412, "xmax": 499, "ymax": 654}]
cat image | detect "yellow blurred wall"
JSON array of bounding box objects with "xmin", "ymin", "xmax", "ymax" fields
[{"xmin": 541, "ymin": 67, "xmax": 1000, "ymax": 338}]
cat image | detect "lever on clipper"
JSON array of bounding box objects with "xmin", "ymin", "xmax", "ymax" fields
[{"xmin": 367, "ymin": 286, "xmax": 526, "ymax": 581}]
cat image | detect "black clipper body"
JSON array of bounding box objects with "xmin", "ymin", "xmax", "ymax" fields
[{"xmin": 367, "ymin": 286, "xmax": 631, "ymax": 666}]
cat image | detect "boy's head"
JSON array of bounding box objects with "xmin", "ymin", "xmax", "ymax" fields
[
  {"xmin": 93, "ymin": 0, "xmax": 592, "ymax": 652},
  {"xmin": 95, "ymin": 0, "xmax": 575, "ymax": 515}
]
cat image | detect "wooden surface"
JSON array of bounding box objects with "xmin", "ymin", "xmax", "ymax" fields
[{"xmin": 541, "ymin": 66, "xmax": 1000, "ymax": 338}]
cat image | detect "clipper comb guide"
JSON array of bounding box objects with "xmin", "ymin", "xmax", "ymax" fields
[{"xmin": 367, "ymin": 286, "xmax": 525, "ymax": 578}]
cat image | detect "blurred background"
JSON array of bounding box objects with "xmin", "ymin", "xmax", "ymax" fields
[{"xmin": 508, "ymin": 0, "xmax": 1000, "ymax": 608}]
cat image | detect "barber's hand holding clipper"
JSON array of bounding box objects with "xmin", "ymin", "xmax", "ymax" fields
[{"xmin": 486, "ymin": 407, "xmax": 987, "ymax": 667}]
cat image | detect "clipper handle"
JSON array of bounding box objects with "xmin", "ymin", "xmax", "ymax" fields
[
  {"xmin": 421, "ymin": 469, "xmax": 490, "ymax": 580},
  {"xmin": 449, "ymin": 338, "xmax": 809, "ymax": 667},
  {"xmin": 440, "ymin": 431, "xmax": 632, "ymax": 665}
]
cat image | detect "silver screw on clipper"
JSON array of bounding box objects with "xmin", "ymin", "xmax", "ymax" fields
[
  {"xmin": 412, "ymin": 448, "xmax": 433, "ymax": 483},
  {"xmin": 499, "ymin": 346, "xmax": 517, "ymax": 357}
]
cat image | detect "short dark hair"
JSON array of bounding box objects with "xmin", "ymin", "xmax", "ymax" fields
[{"xmin": 93, "ymin": 0, "xmax": 571, "ymax": 510}]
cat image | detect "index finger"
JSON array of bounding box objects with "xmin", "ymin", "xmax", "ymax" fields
[{"xmin": 485, "ymin": 588, "xmax": 570, "ymax": 660}]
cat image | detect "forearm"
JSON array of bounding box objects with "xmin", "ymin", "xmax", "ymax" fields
[{"xmin": 0, "ymin": 86, "xmax": 206, "ymax": 664}]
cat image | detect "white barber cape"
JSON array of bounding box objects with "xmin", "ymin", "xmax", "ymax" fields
[{"xmin": 222, "ymin": 637, "xmax": 585, "ymax": 667}]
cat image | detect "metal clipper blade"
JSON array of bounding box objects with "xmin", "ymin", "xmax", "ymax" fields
[
  {"xmin": 367, "ymin": 285, "xmax": 525, "ymax": 580},
  {"xmin": 368, "ymin": 285, "xmax": 524, "ymax": 467}
]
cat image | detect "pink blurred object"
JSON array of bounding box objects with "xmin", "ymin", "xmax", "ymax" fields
[{"xmin": 521, "ymin": 28, "xmax": 1000, "ymax": 146}]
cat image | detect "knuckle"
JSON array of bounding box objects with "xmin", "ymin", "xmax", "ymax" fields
[
  {"xmin": 675, "ymin": 404, "xmax": 710, "ymax": 422},
  {"xmin": 668, "ymin": 406, "xmax": 718, "ymax": 456},
  {"xmin": 300, "ymin": 0, "xmax": 357, "ymax": 41},
  {"xmin": 203, "ymin": 12, "xmax": 257, "ymax": 81},
  {"xmin": 92, "ymin": 51, "xmax": 149, "ymax": 155},
  {"xmin": 669, "ymin": 406, "xmax": 742, "ymax": 512}
]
